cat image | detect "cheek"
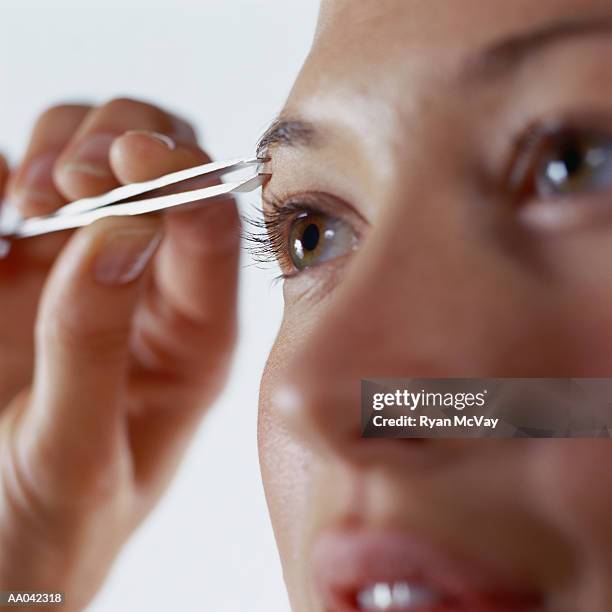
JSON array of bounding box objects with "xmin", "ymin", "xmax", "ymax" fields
[
  {"xmin": 532, "ymin": 441, "xmax": 612, "ymax": 561},
  {"xmin": 258, "ymin": 346, "xmax": 314, "ymax": 600},
  {"xmin": 258, "ymin": 400, "xmax": 310, "ymax": 546}
]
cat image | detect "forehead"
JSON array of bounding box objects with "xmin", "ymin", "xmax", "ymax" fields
[
  {"xmin": 316, "ymin": 0, "xmax": 607, "ymax": 50},
  {"xmin": 290, "ymin": 0, "xmax": 612, "ymax": 101},
  {"xmin": 271, "ymin": 0, "xmax": 612, "ymax": 177}
]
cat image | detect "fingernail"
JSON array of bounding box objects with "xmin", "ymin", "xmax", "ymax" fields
[
  {"xmin": 94, "ymin": 227, "xmax": 161, "ymax": 285},
  {"xmin": 126, "ymin": 130, "xmax": 176, "ymax": 151},
  {"xmin": 12, "ymin": 152, "xmax": 62, "ymax": 212},
  {"xmin": 19, "ymin": 153, "xmax": 55, "ymax": 189},
  {"xmin": 63, "ymin": 133, "xmax": 116, "ymax": 178}
]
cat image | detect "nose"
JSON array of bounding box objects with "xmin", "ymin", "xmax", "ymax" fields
[{"xmin": 265, "ymin": 177, "xmax": 575, "ymax": 465}]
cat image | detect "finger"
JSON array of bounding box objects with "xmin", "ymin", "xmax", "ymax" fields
[
  {"xmin": 0, "ymin": 154, "xmax": 9, "ymax": 257},
  {"xmin": 110, "ymin": 130, "xmax": 239, "ymax": 377},
  {"xmin": 0, "ymin": 152, "xmax": 8, "ymax": 214},
  {"xmin": 3, "ymin": 105, "xmax": 91, "ymax": 266},
  {"xmin": 109, "ymin": 131, "xmax": 240, "ymax": 491},
  {"xmin": 8, "ymin": 104, "xmax": 91, "ymax": 217},
  {"xmin": 109, "ymin": 129, "xmax": 203, "ymax": 182},
  {"xmin": 111, "ymin": 129, "xmax": 240, "ymax": 336},
  {"xmin": 53, "ymin": 97, "xmax": 194, "ymax": 201},
  {"xmin": 22, "ymin": 216, "xmax": 162, "ymax": 493},
  {"xmin": 0, "ymin": 153, "xmax": 8, "ymax": 192}
]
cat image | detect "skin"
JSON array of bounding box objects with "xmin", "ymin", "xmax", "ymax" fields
[
  {"xmin": 2, "ymin": 1, "xmax": 612, "ymax": 611},
  {"xmin": 259, "ymin": 1, "xmax": 612, "ymax": 610}
]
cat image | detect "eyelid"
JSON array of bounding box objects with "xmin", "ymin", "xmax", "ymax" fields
[{"xmin": 263, "ymin": 190, "xmax": 368, "ymax": 226}]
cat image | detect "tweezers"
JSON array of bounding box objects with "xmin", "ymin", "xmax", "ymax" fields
[{"xmin": 0, "ymin": 157, "xmax": 269, "ymax": 241}]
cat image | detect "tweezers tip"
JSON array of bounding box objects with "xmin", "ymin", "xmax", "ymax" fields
[{"xmin": 233, "ymin": 173, "xmax": 271, "ymax": 193}]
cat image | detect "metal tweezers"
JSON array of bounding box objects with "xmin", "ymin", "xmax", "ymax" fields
[{"xmin": 0, "ymin": 157, "xmax": 269, "ymax": 242}]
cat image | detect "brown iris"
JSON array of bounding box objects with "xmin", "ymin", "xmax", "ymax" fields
[
  {"xmin": 289, "ymin": 213, "xmax": 325, "ymax": 270},
  {"xmin": 287, "ymin": 211, "xmax": 358, "ymax": 272}
]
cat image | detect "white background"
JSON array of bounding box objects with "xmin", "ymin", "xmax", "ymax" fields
[{"xmin": 0, "ymin": 1, "xmax": 320, "ymax": 610}]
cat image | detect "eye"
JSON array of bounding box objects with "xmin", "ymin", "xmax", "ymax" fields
[
  {"xmin": 509, "ymin": 122, "xmax": 612, "ymax": 202},
  {"xmin": 246, "ymin": 192, "xmax": 364, "ymax": 279},
  {"xmin": 534, "ymin": 131, "xmax": 612, "ymax": 198},
  {"xmin": 288, "ymin": 211, "xmax": 358, "ymax": 271}
]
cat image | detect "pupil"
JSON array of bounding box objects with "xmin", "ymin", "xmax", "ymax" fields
[
  {"xmin": 301, "ymin": 223, "xmax": 320, "ymax": 252},
  {"xmin": 559, "ymin": 141, "xmax": 584, "ymax": 176}
]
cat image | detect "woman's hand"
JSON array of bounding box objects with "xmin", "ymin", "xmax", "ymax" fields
[{"xmin": 0, "ymin": 99, "xmax": 239, "ymax": 609}]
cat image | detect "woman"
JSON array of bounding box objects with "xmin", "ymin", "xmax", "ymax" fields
[{"xmin": 1, "ymin": 0, "xmax": 611, "ymax": 610}]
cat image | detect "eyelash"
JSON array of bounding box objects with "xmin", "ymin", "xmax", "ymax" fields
[
  {"xmin": 242, "ymin": 194, "xmax": 317, "ymax": 279},
  {"xmin": 505, "ymin": 118, "xmax": 578, "ymax": 197}
]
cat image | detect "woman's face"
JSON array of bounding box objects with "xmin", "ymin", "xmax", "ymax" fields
[{"xmin": 258, "ymin": 1, "xmax": 612, "ymax": 610}]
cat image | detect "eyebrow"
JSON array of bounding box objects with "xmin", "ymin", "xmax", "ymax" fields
[
  {"xmin": 257, "ymin": 15, "xmax": 612, "ymax": 157},
  {"xmin": 256, "ymin": 118, "xmax": 317, "ymax": 159},
  {"xmin": 468, "ymin": 14, "xmax": 612, "ymax": 79}
]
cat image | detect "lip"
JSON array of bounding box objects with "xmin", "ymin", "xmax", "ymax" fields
[{"xmin": 311, "ymin": 528, "xmax": 543, "ymax": 611}]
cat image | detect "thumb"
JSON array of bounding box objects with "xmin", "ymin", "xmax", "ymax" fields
[{"xmin": 21, "ymin": 216, "xmax": 162, "ymax": 492}]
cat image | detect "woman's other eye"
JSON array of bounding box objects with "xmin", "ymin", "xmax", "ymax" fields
[
  {"xmin": 509, "ymin": 122, "xmax": 612, "ymax": 203},
  {"xmin": 288, "ymin": 212, "xmax": 358, "ymax": 271},
  {"xmin": 535, "ymin": 131, "xmax": 612, "ymax": 198}
]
